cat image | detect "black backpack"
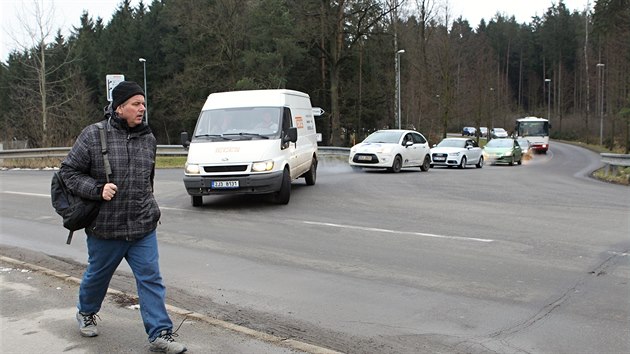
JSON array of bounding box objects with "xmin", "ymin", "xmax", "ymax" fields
[{"xmin": 51, "ymin": 122, "xmax": 112, "ymax": 244}]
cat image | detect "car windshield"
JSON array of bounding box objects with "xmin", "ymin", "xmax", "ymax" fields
[
  {"xmin": 363, "ymin": 131, "xmax": 403, "ymax": 144},
  {"xmin": 486, "ymin": 139, "xmax": 513, "ymax": 148},
  {"xmin": 437, "ymin": 139, "xmax": 466, "ymax": 148}
]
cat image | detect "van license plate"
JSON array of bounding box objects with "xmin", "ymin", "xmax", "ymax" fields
[{"xmin": 211, "ymin": 180, "xmax": 239, "ymax": 189}]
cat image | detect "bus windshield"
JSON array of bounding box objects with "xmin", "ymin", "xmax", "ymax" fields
[{"xmin": 516, "ymin": 121, "xmax": 549, "ymax": 137}]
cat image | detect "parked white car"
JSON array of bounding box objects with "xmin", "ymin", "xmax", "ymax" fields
[
  {"xmin": 430, "ymin": 137, "xmax": 484, "ymax": 168},
  {"xmin": 349, "ymin": 129, "xmax": 431, "ymax": 172},
  {"xmin": 491, "ymin": 127, "xmax": 509, "ymax": 138}
]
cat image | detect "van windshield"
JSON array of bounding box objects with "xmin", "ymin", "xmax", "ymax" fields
[{"xmin": 194, "ymin": 107, "xmax": 282, "ymax": 139}]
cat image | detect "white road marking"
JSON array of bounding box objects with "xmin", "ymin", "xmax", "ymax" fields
[
  {"xmin": 160, "ymin": 206, "xmax": 189, "ymax": 212},
  {"xmin": 607, "ymin": 251, "xmax": 629, "ymax": 257},
  {"xmin": 3, "ymin": 191, "xmax": 49, "ymax": 198},
  {"xmin": 2, "ymin": 192, "xmax": 495, "ymax": 244},
  {"xmin": 302, "ymin": 221, "xmax": 494, "ymax": 243}
]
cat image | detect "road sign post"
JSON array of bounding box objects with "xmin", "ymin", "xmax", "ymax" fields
[{"xmin": 106, "ymin": 74, "xmax": 125, "ymax": 102}]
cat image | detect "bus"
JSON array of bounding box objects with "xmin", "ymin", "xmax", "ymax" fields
[{"xmin": 514, "ymin": 117, "xmax": 550, "ymax": 153}]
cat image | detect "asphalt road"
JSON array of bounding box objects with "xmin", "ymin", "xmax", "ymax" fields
[{"xmin": 1, "ymin": 141, "xmax": 629, "ymax": 353}]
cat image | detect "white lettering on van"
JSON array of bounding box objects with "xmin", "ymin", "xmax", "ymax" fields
[{"xmin": 216, "ymin": 147, "xmax": 240, "ymax": 153}]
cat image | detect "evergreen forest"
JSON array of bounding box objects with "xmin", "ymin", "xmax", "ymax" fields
[{"xmin": 0, "ymin": 0, "xmax": 628, "ymax": 152}]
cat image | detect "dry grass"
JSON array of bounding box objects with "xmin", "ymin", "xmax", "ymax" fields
[{"xmin": 593, "ymin": 166, "xmax": 630, "ymax": 186}]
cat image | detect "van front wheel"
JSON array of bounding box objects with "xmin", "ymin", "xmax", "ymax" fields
[
  {"xmin": 191, "ymin": 195, "xmax": 202, "ymax": 207},
  {"xmin": 271, "ymin": 169, "xmax": 291, "ymax": 204},
  {"xmin": 305, "ymin": 157, "xmax": 317, "ymax": 185}
]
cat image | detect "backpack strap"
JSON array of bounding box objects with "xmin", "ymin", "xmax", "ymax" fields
[
  {"xmin": 96, "ymin": 122, "xmax": 112, "ymax": 183},
  {"xmin": 66, "ymin": 230, "xmax": 74, "ymax": 245}
]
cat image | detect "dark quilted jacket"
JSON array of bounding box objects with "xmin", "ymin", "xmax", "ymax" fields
[{"xmin": 59, "ymin": 115, "xmax": 160, "ymax": 241}]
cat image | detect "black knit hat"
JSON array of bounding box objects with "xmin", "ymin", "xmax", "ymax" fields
[{"xmin": 112, "ymin": 81, "xmax": 145, "ymax": 111}]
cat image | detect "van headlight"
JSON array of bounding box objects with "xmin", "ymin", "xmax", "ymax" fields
[
  {"xmin": 252, "ymin": 160, "xmax": 274, "ymax": 172},
  {"xmin": 185, "ymin": 163, "xmax": 200, "ymax": 174}
]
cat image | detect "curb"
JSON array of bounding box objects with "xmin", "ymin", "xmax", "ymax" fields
[{"xmin": 0, "ymin": 255, "xmax": 343, "ymax": 354}]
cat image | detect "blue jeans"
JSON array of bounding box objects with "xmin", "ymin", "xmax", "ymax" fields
[{"xmin": 78, "ymin": 230, "xmax": 173, "ymax": 341}]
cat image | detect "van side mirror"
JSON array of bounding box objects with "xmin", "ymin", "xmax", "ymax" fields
[
  {"xmin": 284, "ymin": 127, "xmax": 298, "ymax": 143},
  {"xmin": 181, "ymin": 132, "xmax": 190, "ymax": 149}
]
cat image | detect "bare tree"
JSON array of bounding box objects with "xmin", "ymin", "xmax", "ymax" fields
[{"xmin": 6, "ymin": 0, "xmax": 77, "ymax": 147}]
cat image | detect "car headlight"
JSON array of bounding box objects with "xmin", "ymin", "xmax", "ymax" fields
[
  {"xmin": 252, "ymin": 160, "xmax": 274, "ymax": 172},
  {"xmin": 448, "ymin": 152, "xmax": 461, "ymax": 157},
  {"xmin": 504, "ymin": 151, "xmax": 513, "ymax": 156},
  {"xmin": 378, "ymin": 146, "xmax": 394, "ymax": 154},
  {"xmin": 185, "ymin": 163, "xmax": 200, "ymax": 174}
]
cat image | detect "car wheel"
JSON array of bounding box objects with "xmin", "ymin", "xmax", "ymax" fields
[
  {"xmin": 420, "ymin": 155, "xmax": 431, "ymax": 172},
  {"xmin": 476, "ymin": 156, "xmax": 484, "ymax": 168},
  {"xmin": 517, "ymin": 156, "xmax": 522, "ymax": 165},
  {"xmin": 458, "ymin": 156, "xmax": 467, "ymax": 169},
  {"xmin": 390, "ymin": 155, "xmax": 402, "ymax": 173},
  {"xmin": 271, "ymin": 168, "xmax": 291, "ymax": 204},
  {"xmin": 304, "ymin": 157, "xmax": 317, "ymax": 185},
  {"xmin": 191, "ymin": 195, "xmax": 202, "ymax": 207},
  {"xmin": 509, "ymin": 156, "xmax": 514, "ymax": 166}
]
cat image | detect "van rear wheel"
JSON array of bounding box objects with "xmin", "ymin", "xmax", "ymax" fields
[
  {"xmin": 191, "ymin": 195, "xmax": 202, "ymax": 207},
  {"xmin": 271, "ymin": 168, "xmax": 291, "ymax": 204},
  {"xmin": 305, "ymin": 157, "xmax": 317, "ymax": 185}
]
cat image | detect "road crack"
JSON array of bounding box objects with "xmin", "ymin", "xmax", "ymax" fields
[{"xmin": 488, "ymin": 249, "xmax": 628, "ymax": 339}]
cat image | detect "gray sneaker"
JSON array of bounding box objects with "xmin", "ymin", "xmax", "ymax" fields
[
  {"xmin": 76, "ymin": 311, "xmax": 99, "ymax": 337},
  {"xmin": 150, "ymin": 330, "xmax": 187, "ymax": 353}
]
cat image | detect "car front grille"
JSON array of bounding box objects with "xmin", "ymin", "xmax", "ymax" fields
[
  {"xmin": 431, "ymin": 153, "xmax": 448, "ymax": 162},
  {"xmin": 353, "ymin": 154, "xmax": 379, "ymax": 164},
  {"xmin": 203, "ymin": 165, "xmax": 249, "ymax": 173}
]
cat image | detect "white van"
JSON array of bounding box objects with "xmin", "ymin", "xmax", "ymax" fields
[{"xmin": 181, "ymin": 89, "xmax": 320, "ymax": 206}]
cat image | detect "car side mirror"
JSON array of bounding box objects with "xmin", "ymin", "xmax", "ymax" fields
[
  {"xmin": 405, "ymin": 141, "xmax": 413, "ymax": 147},
  {"xmin": 181, "ymin": 132, "xmax": 190, "ymax": 149}
]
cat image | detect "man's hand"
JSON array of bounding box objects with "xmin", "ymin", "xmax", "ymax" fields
[{"xmin": 102, "ymin": 183, "xmax": 118, "ymax": 201}]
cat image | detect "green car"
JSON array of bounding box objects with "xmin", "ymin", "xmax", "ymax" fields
[{"xmin": 483, "ymin": 138, "xmax": 522, "ymax": 165}]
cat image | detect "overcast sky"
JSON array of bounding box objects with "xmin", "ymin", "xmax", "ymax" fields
[{"xmin": 1, "ymin": 0, "xmax": 589, "ymax": 63}]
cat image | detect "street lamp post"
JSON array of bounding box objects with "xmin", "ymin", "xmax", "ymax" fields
[
  {"xmin": 395, "ymin": 49, "xmax": 405, "ymax": 129},
  {"xmin": 489, "ymin": 87, "xmax": 495, "ymax": 141},
  {"xmin": 545, "ymin": 78, "xmax": 551, "ymax": 123},
  {"xmin": 139, "ymin": 58, "xmax": 148, "ymax": 124},
  {"xmin": 596, "ymin": 63, "xmax": 605, "ymax": 145}
]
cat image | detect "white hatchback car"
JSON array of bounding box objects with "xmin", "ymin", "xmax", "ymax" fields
[
  {"xmin": 430, "ymin": 137, "xmax": 484, "ymax": 168},
  {"xmin": 349, "ymin": 129, "xmax": 431, "ymax": 172},
  {"xmin": 491, "ymin": 127, "xmax": 509, "ymax": 138}
]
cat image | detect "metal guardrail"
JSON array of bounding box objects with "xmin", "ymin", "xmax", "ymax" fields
[
  {"xmin": 0, "ymin": 145, "xmax": 351, "ymax": 159},
  {"xmin": 600, "ymin": 153, "xmax": 630, "ymax": 177},
  {"xmin": 599, "ymin": 153, "xmax": 630, "ymax": 180},
  {"xmin": 601, "ymin": 153, "xmax": 630, "ymax": 167},
  {"xmin": 0, "ymin": 145, "xmax": 187, "ymax": 159}
]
